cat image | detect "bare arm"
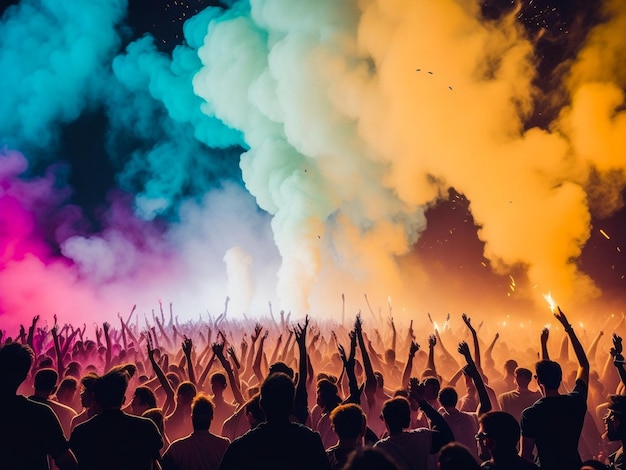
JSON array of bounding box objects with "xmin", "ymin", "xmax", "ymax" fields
[
  {"xmin": 402, "ymin": 340, "xmax": 420, "ymax": 388},
  {"xmin": 182, "ymin": 337, "xmax": 196, "ymax": 385},
  {"xmin": 458, "ymin": 341, "xmax": 491, "ymax": 415},
  {"xmin": 540, "ymin": 327, "xmax": 550, "ymax": 361},
  {"xmin": 462, "ymin": 313, "xmax": 481, "ymax": 372},
  {"xmin": 555, "ymin": 307, "xmax": 589, "ymax": 385}
]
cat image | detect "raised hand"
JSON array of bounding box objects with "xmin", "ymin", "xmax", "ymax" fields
[
  {"xmin": 409, "ymin": 377, "xmax": 425, "ymax": 402},
  {"xmin": 182, "ymin": 337, "xmax": 193, "ymax": 357},
  {"xmin": 409, "ymin": 340, "xmax": 420, "ymax": 356},
  {"xmin": 212, "ymin": 342, "xmax": 225, "ymax": 357},
  {"xmin": 462, "ymin": 313, "xmax": 475, "ymax": 332},
  {"xmin": 611, "ymin": 333, "xmax": 623, "ymax": 358},
  {"xmin": 251, "ymin": 324, "xmax": 263, "ymax": 342},
  {"xmin": 428, "ymin": 334, "xmax": 437, "ymax": 348},
  {"xmin": 458, "ymin": 341, "xmax": 471, "ymax": 359},
  {"xmin": 554, "ymin": 307, "xmax": 572, "ymax": 330},
  {"xmin": 541, "ymin": 327, "xmax": 550, "ymax": 343}
]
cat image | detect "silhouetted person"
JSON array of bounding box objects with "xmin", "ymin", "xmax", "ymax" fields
[
  {"xmin": 478, "ymin": 411, "xmax": 538, "ymax": 469},
  {"xmin": 218, "ymin": 372, "xmax": 331, "ymax": 470},
  {"xmin": 326, "ymin": 403, "xmax": 367, "ymax": 469},
  {"xmin": 497, "ymin": 367, "xmax": 541, "ymax": 423},
  {"xmin": 131, "ymin": 385, "xmax": 158, "ymax": 416},
  {"xmin": 70, "ymin": 373, "xmax": 99, "ymax": 432},
  {"xmin": 342, "ymin": 446, "xmax": 400, "ymax": 470},
  {"xmin": 438, "ymin": 442, "xmax": 480, "ymax": 470},
  {"xmin": 30, "ymin": 368, "xmax": 78, "ymax": 438},
  {"xmin": 69, "ymin": 367, "xmax": 163, "ymax": 469},
  {"xmin": 520, "ymin": 309, "xmax": 589, "ymax": 470},
  {"xmin": 375, "ymin": 392, "xmax": 453, "ymax": 470},
  {"xmin": 0, "ymin": 342, "xmax": 78, "ymax": 469},
  {"xmin": 209, "ymin": 373, "xmax": 235, "ymax": 436},
  {"xmin": 166, "ymin": 381, "xmax": 197, "ymax": 441},
  {"xmin": 162, "ymin": 394, "xmax": 230, "ymax": 470},
  {"xmin": 605, "ymin": 394, "xmax": 626, "ymax": 469}
]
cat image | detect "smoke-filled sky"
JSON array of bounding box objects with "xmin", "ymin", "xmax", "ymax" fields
[{"xmin": 0, "ymin": 0, "xmax": 624, "ymax": 333}]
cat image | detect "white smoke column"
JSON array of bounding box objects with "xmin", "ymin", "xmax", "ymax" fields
[
  {"xmin": 223, "ymin": 246, "xmax": 254, "ymax": 315},
  {"xmin": 194, "ymin": 0, "xmax": 422, "ymax": 313}
]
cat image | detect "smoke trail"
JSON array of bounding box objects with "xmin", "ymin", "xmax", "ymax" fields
[
  {"xmin": 193, "ymin": 0, "xmax": 626, "ymax": 313},
  {"xmin": 0, "ymin": 0, "xmax": 127, "ymax": 153}
]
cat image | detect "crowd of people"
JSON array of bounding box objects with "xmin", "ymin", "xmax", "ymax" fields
[{"xmin": 1, "ymin": 303, "xmax": 625, "ymax": 470}]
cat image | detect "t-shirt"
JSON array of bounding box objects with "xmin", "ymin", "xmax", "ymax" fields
[
  {"xmin": 162, "ymin": 431, "xmax": 230, "ymax": 470},
  {"xmin": 520, "ymin": 379, "xmax": 587, "ymax": 470},
  {"xmin": 374, "ymin": 429, "xmax": 435, "ymax": 470},
  {"xmin": 218, "ymin": 421, "xmax": 331, "ymax": 470},
  {"xmin": 498, "ymin": 389, "xmax": 542, "ymax": 423},
  {"xmin": 70, "ymin": 409, "xmax": 163, "ymax": 470},
  {"xmin": 440, "ymin": 408, "xmax": 479, "ymax": 460},
  {"xmin": 0, "ymin": 395, "xmax": 70, "ymax": 470},
  {"xmin": 326, "ymin": 444, "xmax": 357, "ymax": 470}
]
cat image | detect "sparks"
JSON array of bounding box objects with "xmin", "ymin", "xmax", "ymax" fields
[
  {"xmin": 600, "ymin": 229, "xmax": 611, "ymax": 240},
  {"xmin": 543, "ymin": 292, "xmax": 558, "ymax": 313}
]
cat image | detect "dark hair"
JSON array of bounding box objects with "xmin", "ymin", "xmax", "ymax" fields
[
  {"xmin": 438, "ymin": 442, "xmax": 480, "ymax": 470},
  {"xmin": 134, "ymin": 386, "xmax": 157, "ymax": 409},
  {"xmin": 268, "ymin": 361, "xmax": 294, "ymax": 379},
  {"xmin": 381, "ymin": 397, "xmax": 411, "ymax": 433},
  {"xmin": 535, "ymin": 360, "xmax": 562, "ymax": 390},
  {"xmin": 210, "ymin": 372, "xmax": 227, "ymax": 388},
  {"xmin": 0, "ymin": 343, "xmax": 34, "ymax": 391},
  {"xmin": 176, "ymin": 381, "xmax": 197, "ymax": 403},
  {"xmin": 342, "ymin": 446, "xmax": 400, "ymax": 470},
  {"xmin": 94, "ymin": 369, "xmax": 129, "ymax": 408},
  {"xmin": 34, "ymin": 368, "xmax": 58, "ymax": 392},
  {"xmin": 191, "ymin": 393, "xmax": 215, "ymax": 429},
  {"xmin": 330, "ymin": 404, "xmax": 366, "ymax": 440},
  {"xmin": 245, "ymin": 394, "xmax": 265, "ymax": 423},
  {"xmin": 479, "ymin": 411, "xmax": 520, "ymax": 450},
  {"xmin": 438, "ymin": 386, "xmax": 458, "ymax": 408},
  {"xmin": 143, "ymin": 408, "xmax": 165, "ymax": 434},
  {"xmin": 260, "ymin": 372, "xmax": 294, "ymax": 420}
]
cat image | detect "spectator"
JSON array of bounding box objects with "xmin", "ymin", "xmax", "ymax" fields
[{"xmin": 478, "ymin": 411, "xmax": 538, "ymax": 469}]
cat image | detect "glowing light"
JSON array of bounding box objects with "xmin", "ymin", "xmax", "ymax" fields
[
  {"xmin": 433, "ymin": 321, "xmax": 440, "ymax": 331},
  {"xmin": 543, "ymin": 292, "xmax": 558, "ymax": 313},
  {"xmin": 600, "ymin": 229, "xmax": 611, "ymax": 240}
]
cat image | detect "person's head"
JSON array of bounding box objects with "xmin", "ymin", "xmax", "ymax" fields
[
  {"xmin": 423, "ymin": 376, "xmax": 440, "ymax": 401},
  {"xmin": 477, "ymin": 411, "xmax": 521, "ymax": 459},
  {"xmin": 65, "ymin": 361, "xmax": 81, "ymax": 379},
  {"xmin": 381, "ymin": 397, "xmax": 411, "ymax": 434},
  {"xmin": 534, "ymin": 360, "xmax": 562, "ymax": 392},
  {"xmin": 143, "ymin": 408, "xmax": 165, "ymax": 435},
  {"xmin": 330, "ymin": 403, "xmax": 366, "ymax": 442},
  {"xmin": 605, "ymin": 394, "xmax": 626, "ymax": 441},
  {"xmin": 260, "ymin": 372, "xmax": 294, "ymax": 421},
  {"xmin": 56, "ymin": 376, "xmax": 77, "ymax": 404},
  {"xmin": 176, "ymin": 381, "xmax": 197, "ymax": 405},
  {"xmin": 342, "ymin": 446, "xmax": 400, "ymax": 470},
  {"xmin": 34, "ymin": 368, "xmax": 59, "ymax": 396},
  {"xmin": 245, "ymin": 394, "xmax": 265, "ymax": 428},
  {"xmin": 79, "ymin": 372, "xmax": 99, "ymax": 408},
  {"xmin": 132, "ymin": 386, "xmax": 157, "ymax": 416},
  {"xmin": 191, "ymin": 393, "xmax": 214, "ymax": 431},
  {"xmin": 514, "ymin": 367, "xmax": 533, "ymax": 389},
  {"xmin": 210, "ymin": 373, "xmax": 227, "ymax": 395},
  {"xmin": 438, "ymin": 442, "xmax": 480, "ymax": 470},
  {"xmin": 316, "ymin": 378, "xmax": 341, "ymax": 410},
  {"xmin": 0, "ymin": 342, "xmax": 34, "ymax": 394},
  {"xmin": 504, "ymin": 359, "xmax": 518, "ymax": 376},
  {"xmin": 94, "ymin": 368, "xmax": 130, "ymax": 409},
  {"xmin": 268, "ymin": 361, "xmax": 294, "ymax": 379},
  {"xmin": 438, "ymin": 386, "xmax": 458, "ymax": 409}
]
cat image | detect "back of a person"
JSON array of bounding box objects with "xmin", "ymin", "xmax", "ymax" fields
[
  {"xmin": 163, "ymin": 431, "xmax": 229, "ymax": 470},
  {"xmin": 521, "ymin": 393, "xmax": 586, "ymax": 470},
  {"xmin": 441, "ymin": 410, "xmax": 479, "ymax": 460},
  {"xmin": 219, "ymin": 420, "xmax": 330, "ymax": 470},
  {"xmin": 375, "ymin": 429, "xmax": 434, "ymax": 470},
  {"xmin": 498, "ymin": 389, "xmax": 541, "ymax": 423},
  {"xmin": 480, "ymin": 455, "xmax": 539, "ymax": 470},
  {"xmin": 70, "ymin": 410, "xmax": 162, "ymax": 470},
  {"xmin": 0, "ymin": 394, "xmax": 70, "ymax": 470}
]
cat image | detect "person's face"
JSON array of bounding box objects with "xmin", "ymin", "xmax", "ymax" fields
[{"xmin": 605, "ymin": 411, "xmax": 622, "ymax": 441}]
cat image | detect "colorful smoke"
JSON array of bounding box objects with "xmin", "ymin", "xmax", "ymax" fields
[{"xmin": 0, "ymin": 0, "xmax": 625, "ymax": 333}]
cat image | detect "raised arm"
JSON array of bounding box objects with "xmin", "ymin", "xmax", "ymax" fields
[
  {"xmin": 610, "ymin": 334, "xmax": 626, "ymax": 387},
  {"xmin": 213, "ymin": 342, "xmax": 245, "ymax": 406},
  {"xmin": 458, "ymin": 341, "xmax": 491, "ymax": 415},
  {"xmin": 462, "ymin": 313, "xmax": 481, "ymax": 372},
  {"xmin": 540, "ymin": 327, "xmax": 550, "ymax": 360},
  {"xmin": 554, "ymin": 307, "xmax": 589, "ymax": 385},
  {"xmin": 401, "ymin": 340, "xmax": 420, "ymax": 388},
  {"xmin": 354, "ymin": 314, "xmax": 377, "ymax": 406},
  {"xmin": 182, "ymin": 337, "xmax": 196, "ymax": 386},
  {"xmin": 586, "ymin": 330, "xmax": 604, "ymax": 365},
  {"xmin": 147, "ymin": 333, "xmax": 175, "ymax": 413},
  {"xmin": 293, "ymin": 316, "xmax": 310, "ymax": 424},
  {"xmin": 426, "ymin": 334, "xmax": 437, "ymax": 377},
  {"xmin": 252, "ymin": 328, "xmax": 268, "ymax": 384},
  {"xmin": 338, "ymin": 331, "xmax": 360, "ymax": 404}
]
